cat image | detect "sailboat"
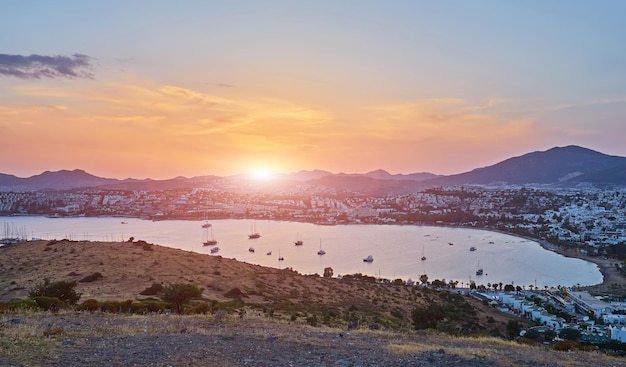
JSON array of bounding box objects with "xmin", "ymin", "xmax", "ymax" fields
[
  {"xmin": 202, "ymin": 225, "xmax": 218, "ymax": 246},
  {"xmin": 294, "ymin": 232, "xmax": 303, "ymax": 246},
  {"xmin": 317, "ymin": 239, "xmax": 326, "ymax": 255},
  {"xmin": 201, "ymin": 213, "xmax": 211, "ymax": 228},
  {"xmin": 248, "ymin": 222, "xmax": 261, "ymax": 239},
  {"xmin": 421, "ymin": 244, "xmax": 426, "ymax": 261},
  {"xmin": 278, "ymin": 249, "xmax": 284, "ymax": 261},
  {"xmin": 475, "ymin": 260, "xmax": 484, "ymax": 276}
]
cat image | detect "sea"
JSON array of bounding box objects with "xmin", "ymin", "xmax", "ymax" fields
[{"xmin": 1, "ymin": 216, "xmax": 603, "ymax": 288}]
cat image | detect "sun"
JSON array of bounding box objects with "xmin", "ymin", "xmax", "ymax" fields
[{"xmin": 252, "ymin": 168, "xmax": 273, "ymax": 180}]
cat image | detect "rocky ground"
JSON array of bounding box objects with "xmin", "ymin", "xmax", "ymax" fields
[{"xmin": 2, "ymin": 312, "xmax": 623, "ymax": 367}]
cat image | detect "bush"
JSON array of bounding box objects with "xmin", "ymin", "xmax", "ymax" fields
[
  {"xmin": 130, "ymin": 300, "xmax": 168, "ymax": 314},
  {"xmin": 77, "ymin": 299, "xmax": 100, "ymax": 312},
  {"xmin": 191, "ymin": 302, "xmax": 212, "ymax": 315},
  {"xmin": 29, "ymin": 279, "xmax": 81, "ymax": 306},
  {"xmin": 32, "ymin": 296, "xmax": 67, "ymax": 312},
  {"xmin": 162, "ymin": 283, "xmax": 203, "ymax": 313},
  {"xmin": 306, "ymin": 315, "xmax": 319, "ymax": 327},
  {"xmin": 4, "ymin": 299, "xmax": 39, "ymax": 311},
  {"xmin": 553, "ymin": 340, "xmax": 578, "ymax": 351},
  {"xmin": 79, "ymin": 272, "xmax": 103, "ymax": 283}
]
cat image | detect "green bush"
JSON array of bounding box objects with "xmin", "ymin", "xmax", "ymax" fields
[
  {"xmin": 28, "ymin": 279, "xmax": 81, "ymax": 306},
  {"xmin": 130, "ymin": 300, "xmax": 168, "ymax": 314},
  {"xmin": 191, "ymin": 302, "xmax": 212, "ymax": 315},
  {"xmin": 77, "ymin": 299, "xmax": 100, "ymax": 312},
  {"xmin": 4, "ymin": 299, "xmax": 39, "ymax": 311},
  {"xmin": 99, "ymin": 300, "xmax": 132, "ymax": 313},
  {"xmin": 162, "ymin": 283, "xmax": 203, "ymax": 313},
  {"xmin": 32, "ymin": 296, "xmax": 67, "ymax": 311}
]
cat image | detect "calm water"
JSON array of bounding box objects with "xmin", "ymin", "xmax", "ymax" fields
[{"xmin": 2, "ymin": 216, "xmax": 602, "ymax": 288}]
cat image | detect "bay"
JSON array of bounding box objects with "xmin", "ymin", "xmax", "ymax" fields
[{"xmin": 2, "ymin": 216, "xmax": 602, "ymax": 288}]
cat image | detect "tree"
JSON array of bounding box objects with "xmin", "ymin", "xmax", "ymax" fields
[
  {"xmin": 323, "ymin": 267, "xmax": 334, "ymax": 278},
  {"xmin": 506, "ymin": 320, "xmax": 521, "ymax": 339},
  {"xmin": 162, "ymin": 283, "xmax": 203, "ymax": 313},
  {"xmin": 29, "ymin": 279, "xmax": 81, "ymax": 306},
  {"xmin": 419, "ymin": 273, "xmax": 429, "ymax": 285},
  {"xmin": 503, "ymin": 284, "xmax": 514, "ymax": 292},
  {"xmin": 559, "ymin": 328, "xmax": 582, "ymax": 341}
]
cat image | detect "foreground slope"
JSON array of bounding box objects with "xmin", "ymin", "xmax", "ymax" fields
[{"xmin": 1, "ymin": 240, "xmax": 623, "ymax": 366}]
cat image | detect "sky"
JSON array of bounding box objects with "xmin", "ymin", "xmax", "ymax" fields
[{"xmin": 2, "ymin": 0, "xmax": 626, "ymax": 179}]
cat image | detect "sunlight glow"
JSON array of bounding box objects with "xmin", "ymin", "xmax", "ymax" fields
[{"xmin": 252, "ymin": 169, "xmax": 273, "ymax": 180}]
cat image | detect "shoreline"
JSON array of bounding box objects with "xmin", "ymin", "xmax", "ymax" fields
[{"xmin": 486, "ymin": 228, "xmax": 626, "ymax": 289}]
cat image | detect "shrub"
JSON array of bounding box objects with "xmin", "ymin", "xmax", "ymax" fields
[
  {"xmin": 32, "ymin": 296, "xmax": 67, "ymax": 312},
  {"xmin": 191, "ymin": 302, "xmax": 212, "ymax": 315},
  {"xmin": 306, "ymin": 315, "xmax": 318, "ymax": 327},
  {"xmin": 5, "ymin": 299, "xmax": 38, "ymax": 311},
  {"xmin": 29, "ymin": 279, "xmax": 81, "ymax": 306},
  {"xmin": 162, "ymin": 283, "xmax": 203, "ymax": 313},
  {"xmin": 130, "ymin": 300, "xmax": 168, "ymax": 314},
  {"xmin": 553, "ymin": 340, "xmax": 578, "ymax": 351},
  {"xmin": 77, "ymin": 299, "xmax": 100, "ymax": 312},
  {"xmin": 79, "ymin": 272, "xmax": 103, "ymax": 283},
  {"xmin": 100, "ymin": 300, "xmax": 132, "ymax": 313}
]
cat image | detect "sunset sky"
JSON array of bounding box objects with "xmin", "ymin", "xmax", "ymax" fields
[{"xmin": 2, "ymin": 1, "xmax": 626, "ymax": 179}]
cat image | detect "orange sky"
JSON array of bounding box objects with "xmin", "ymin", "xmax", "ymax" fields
[{"xmin": 2, "ymin": 1, "xmax": 626, "ymax": 179}]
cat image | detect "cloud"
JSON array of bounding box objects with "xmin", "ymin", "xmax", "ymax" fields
[{"xmin": 0, "ymin": 54, "xmax": 94, "ymax": 79}]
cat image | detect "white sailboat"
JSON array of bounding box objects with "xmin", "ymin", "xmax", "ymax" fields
[
  {"xmin": 317, "ymin": 239, "xmax": 326, "ymax": 255},
  {"xmin": 421, "ymin": 244, "xmax": 426, "ymax": 261}
]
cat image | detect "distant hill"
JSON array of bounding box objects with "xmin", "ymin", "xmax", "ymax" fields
[
  {"xmin": 339, "ymin": 169, "xmax": 440, "ymax": 182},
  {"xmin": 2, "ymin": 146, "xmax": 626, "ymax": 192},
  {"xmin": 423, "ymin": 146, "xmax": 626, "ymax": 186},
  {"xmin": 309, "ymin": 176, "xmax": 424, "ymax": 196},
  {"xmin": 570, "ymin": 164, "xmax": 626, "ymax": 185},
  {"xmin": 0, "ymin": 169, "xmax": 120, "ymax": 191}
]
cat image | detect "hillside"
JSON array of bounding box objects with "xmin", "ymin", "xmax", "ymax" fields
[
  {"xmin": 0, "ymin": 239, "xmax": 506, "ymax": 333},
  {"xmin": 1, "ymin": 240, "xmax": 622, "ymax": 366},
  {"xmin": 425, "ymin": 146, "xmax": 626, "ymax": 186}
]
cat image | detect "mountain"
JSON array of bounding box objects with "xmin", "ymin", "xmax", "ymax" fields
[
  {"xmin": 0, "ymin": 169, "xmax": 120, "ymax": 191},
  {"xmin": 424, "ymin": 146, "xmax": 626, "ymax": 186},
  {"xmin": 2, "ymin": 146, "xmax": 625, "ymax": 192},
  {"xmin": 340, "ymin": 169, "xmax": 440, "ymax": 182},
  {"xmin": 309, "ymin": 175, "xmax": 424, "ymax": 196},
  {"xmin": 570, "ymin": 164, "xmax": 626, "ymax": 185}
]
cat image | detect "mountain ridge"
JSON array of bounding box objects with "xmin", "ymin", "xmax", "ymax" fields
[{"xmin": 2, "ymin": 145, "xmax": 626, "ymax": 192}]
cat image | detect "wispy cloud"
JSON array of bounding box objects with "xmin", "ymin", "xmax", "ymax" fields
[{"xmin": 0, "ymin": 54, "xmax": 94, "ymax": 79}]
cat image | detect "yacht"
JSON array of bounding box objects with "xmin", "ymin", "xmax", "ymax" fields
[
  {"xmin": 469, "ymin": 246, "xmax": 477, "ymax": 252},
  {"xmin": 202, "ymin": 225, "xmax": 218, "ymax": 246},
  {"xmin": 476, "ymin": 261, "xmax": 484, "ymax": 276},
  {"xmin": 294, "ymin": 232, "xmax": 303, "ymax": 246},
  {"xmin": 363, "ymin": 255, "xmax": 373, "ymax": 263},
  {"xmin": 210, "ymin": 247, "xmax": 220, "ymax": 254},
  {"xmin": 317, "ymin": 240, "xmax": 326, "ymax": 255},
  {"xmin": 248, "ymin": 222, "xmax": 261, "ymax": 239}
]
